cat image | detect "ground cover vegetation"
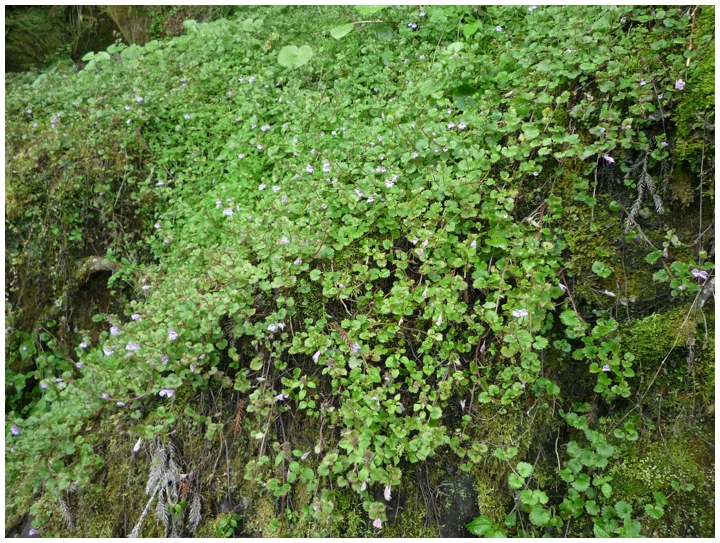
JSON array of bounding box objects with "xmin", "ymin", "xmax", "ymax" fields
[{"xmin": 5, "ymin": 5, "xmax": 714, "ymax": 537}]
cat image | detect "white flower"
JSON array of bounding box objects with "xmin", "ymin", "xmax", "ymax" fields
[
  {"xmin": 80, "ymin": 341, "xmax": 88, "ymax": 348},
  {"xmin": 280, "ymin": 236, "xmax": 289, "ymax": 245},
  {"xmin": 373, "ymin": 518, "xmax": 382, "ymax": 529},
  {"xmin": 470, "ymin": 239, "xmax": 477, "ymax": 249},
  {"xmin": 259, "ymin": 183, "xmax": 266, "ymax": 190},
  {"xmin": 313, "ymin": 350, "xmax": 321, "ymax": 363},
  {"xmin": 529, "ymin": 5, "xmax": 537, "ymax": 11},
  {"xmin": 257, "ymin": 144, "xmax": 263, "ymax": 150},
  {"xmin": 268, "ymin": 323, "xmax": 277, "ymax": 332},
  {"xmin": 496, "ymin": 25, "xmax": 503, "ymax": 32},
  {"xmin": 460, "ymin": 400, "xmax": 466, "ymax": 410},
  {"xmin": 276, "ymin": 393, "xmax": 288, "ymax": 401},
  {"xmin": 436, "ymin": 314, "xmax": 443, "ymax": 326},
  {"xmin": 412, "ymin": 152, "xmax": 419, "ymax": 159},
  {"xmin": 273, "ymin": 185, "xmax": 280, "ymax": 192},
  {"xmin": 360, "ymin": 481, "xmax": 367, "ymax": 491},
  {"xmin": 558, "ymin": 283, "xmax": 567, "ymax": 292},
  {"xmin": 384, "ymin": 485, "xmax": 392, "ymax": 501},
  {"xmin": 385, "ymin": 179, "xmax": 394, "ymax": 188},
  {"xmin": 154, "ymin": 222, "xmax": 161, "ymax": 229},
  {"xmin": 216, "ymin": 199, "xmax": 222, "ymax": 208},
  {"xmin": 603, "ymin": 155, "xmax": 615, "ymax": 163},
  {"xmin": 306, "ymin": 164, "xmax": 314, "ymax": 174},
  {"xmin": 458, "ymin": 122, "xmax": 466, "ymax": 130},
  {"xmin": 110, "ymin": 326, "xmax": 119, "ymax": 336},
  {"xmin": 602, "ymin": 364, "xmax": 611, "ymax": 372},
  {"xmin": 157, "ymin": 181, "xmax": 165, "ymax": 186},
  {"xmin": 223, "ymin": 208, "xmax": 233, "ymax": 216},
  {"xmin": 184, "ymin": 114, "xmax": 191, "ymax": 120},
  {"xmin": 301, "ymin": 451, "xmax": 310, "ymax": 460},
  {"xmin": 294, "ymin": 257, "xmax": 303, "ymax": 266},
  {"xmin": 159, "ymin": 389, "xmax": 175, "ymax": 397},
  {"xmin": 447, "ymin": 122, "xmax": 455, "ymax": 129},
  {"xmin": 168, "ymin": 329, "xmax": 179, "ymax": 340},
  {"xmin": 238, "ymin": 153, "xmax": 244, "ymax": 159},
  {"xmin": 103, "ymin": 348, "xmax": 114, "ymax": 356},
  {"xmin": 422, "ymin": 287, "xmax": 428, "ymax": 298},
  {"xmin": 512, "ymin": 309, "xmax": 529, "ymax": 318},
  {"xmin": 133, "ymin": 438, "xmax": 142, "ymax": 452},
  {"xmin": 603, "ymin": 290, "xmax": 616, "ymax": 297},
  {"xmin": 117, "ymin": 402, "xmax": 125, "ymax": 406}
]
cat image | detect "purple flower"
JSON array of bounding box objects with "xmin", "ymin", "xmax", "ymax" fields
[
  {"xmin": 675, "ymin": 79, "xmax": 685, "ymax": 90},
  {"xmin": 533, "ymin": 171, "xmax": 539, "ymax": 176},
  {"xmin": 640, "ymin": 79, "xmax": 646, "ymax": 86},
  {"xmin": 184, "ymin": 114, "xmax": 191, "ymax": 120},
  {"xmin": 159, "ymin": 389, "xmax": 175, "ymax": 397},
  {"xmin": 458, "ymin": 122, "xmax": 466, "ymax": 130},
  {"xmin": 110, "ymin": 326, "xmax": 119, "ymax": 336},
  {"xmin": 447, "ymin": 122, "xmax": 455, "ymax": 130},
  {"xmin": 103, "ymin": 348, "xmax": 114, "ymax": 356},
  {"xmin": 496, "ymin": 25, "xmax": 503, "ymax": 32},
  {"xmin": 161, "ymin": 355, "xmax": 169, "ymax": 365},
  {"xmin": 323, "ymin": 161, "xmax": 330, "ymax": 173},
  {"xmin": 257, "ymin": 144, "xmax": 263, "ymax": 150},
  {"xmin": 276, "ymin": 393, "xmax": 288, "ymax": 401},
  {"xmin": 168, "ymin": 329, "xmax": 179, "ymax": 341},
  {"xmin": 131, "ymin": 314, "xmax": 141, "ymax": 321},
  {"xmin": 136, "ymin": 96, "xmax": 144, "ymax": 103},
  {"xmin": 350, "ymin": 342, "xmax": 361, "ymax": 354},
  {"xmin": 11, "ymin": 424, "xmax": 20, "ymax": 436},
  {"xmin": 249, "ymin": 76, "xmax": 256, "ymax": 83},
  {"xmin": 412, "ymin": 152, "xmax": 419, "ymax": 159},
  {"xmin": 373, "ymin": 518, "xmax": 382, "ymax": 529},
  {"xmin": 40, "ymin": 382, "xmax": 48, "ymax": 389},
  {"xmin": 261, "ymin": 124, "xmax": 270, "ymax": 132},
  {"xmin": 268, "ymin": 323, "xmax": 277, "ymax": 332},
  {"xmin": 156, "ymin": 180, "xmax": 164, "ymax": 186},
  {"xmin": 691, "ymin": 269, "xmax": 708, "ymax": 280},
  {"xmin": 126, "ymin": 342, "xmax": 140, "ymax": 351},
  {"xmin": 142, "ymin": 285, "xmax": 151, "ymax": 291},
  {"xmin": 529, "ymin": 5, "xmax": 537, "ymax": 11},
  {"xmin": 223, "ymin": 208, "xmax": 233, "ymax": 216},
  {"xmin": 602, "ymin": 364, "xmax": 611, "ymax": 372},
  {"xmin": 603, "ymin": 155, "xmax": 615, "ymax": 163},
  {"xmin": 117, "ymin": 402, "xmax": 125, "ymax": 406},
  {"xmin": 512, "ymin": 309, "xmax": 529, "ymax": 318},
  {"xmin": 306, "ymin": 164, "xmax": 314, "ymax": 174},
  {"xmin": 79, "ymin": 341, "xmax": 88, "ymax": 348},
  {"xmin": 280, "ymin": 236, "xmax": 289, "ymax": 245},
  {"xmin": 133, "ymin": 438, "xmax": 142, "ymax": 452},
  {"xmin": 385, "ymin": 179, "xmax": 394, "ymax": 188},
  {"xmin": 294, "ymin": 257, "xmax": 303, "ymax": 266},
  {"xmin": 28, "ymin": 529, "xmax": 38, "ymax": 536},
  {"xmin": 470, "ymin": 239, "xmax": 477, "ymax": 249},
  {"xmin": 272, "ymin": 185, "xmax": 281, "ymax": 192}
]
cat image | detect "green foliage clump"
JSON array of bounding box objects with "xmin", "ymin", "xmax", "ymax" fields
[{"xmin": 5, "ymin": 4, "xmax": 713, "ymax": 538}]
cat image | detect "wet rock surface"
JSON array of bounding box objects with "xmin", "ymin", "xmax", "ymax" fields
[{"xmin": 437, "ymin": 470, "xmax": 478, "ymax": 538}]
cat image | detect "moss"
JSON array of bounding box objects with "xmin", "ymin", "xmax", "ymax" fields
[
  {"xmin": 673, "ymin": 5, "xmax": 715, "ymax": 171},
  {"xmin": 606, "ymin": 423, "xmax": 715, "ymax": 537},
  {"xmin": 621, "ymin": 306, "xmax": 696, "ymax": 364}
]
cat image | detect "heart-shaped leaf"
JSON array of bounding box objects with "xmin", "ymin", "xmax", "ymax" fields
[
  {"xmin": 278, "ymin": 45, "xmax": 314, "ymax": 69},
  {"xmin": 330, "ymin": 23, "xmax": 355, "ymax": 40}
]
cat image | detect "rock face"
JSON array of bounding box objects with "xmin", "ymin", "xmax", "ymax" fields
[
  {"xmin": 106, "ymin": 6, "xmax": 151, "ymax": 46},
  {"xmin": 437, "ymin": 471, "xmax": 478, "ymax": 538}
]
